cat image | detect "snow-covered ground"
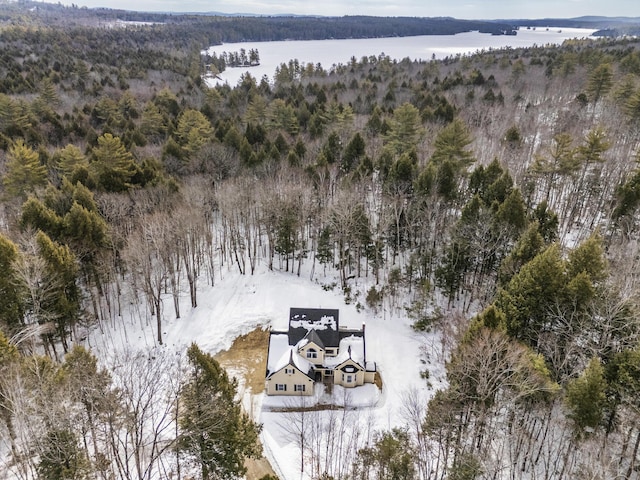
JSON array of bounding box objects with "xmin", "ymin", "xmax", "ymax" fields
[{"xmin": 86, "ymin": 264, "xmax": 446, "ymax": 480}]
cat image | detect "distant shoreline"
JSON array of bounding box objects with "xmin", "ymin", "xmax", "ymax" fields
[{"xmin": 204, "ymin": 28, "xmax": 596, "ymax": 87}]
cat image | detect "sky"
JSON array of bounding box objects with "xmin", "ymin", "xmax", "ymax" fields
[{"xmin": 61, "ymin": 0, "xmax": 638, "ymax": 19}]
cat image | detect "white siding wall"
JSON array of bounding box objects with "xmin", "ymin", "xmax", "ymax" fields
[
  {"xmin": 266, "ymin": 367, "xmax": 314, "ymax": 396},
  {"xmin": 298, "ymin": 342, "xmax": 325, "ymax": 366}
]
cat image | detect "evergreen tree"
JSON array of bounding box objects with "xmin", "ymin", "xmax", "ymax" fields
[
  {"xmin": 3, "ymin": 140, "xmax": 48, "ymax": 198},
  {"xmin": 36, "ymin": 231, "xmax": 80, "ymax": 351},
  {"xmin": 384, "ymin": 102, "xmax": 422, "ymax": 155},
  {"xmin": 586, "ymin": 63, "xmax": 614, "ymax": 103},
  {"xmin": 179, "ymin": 344, "xmax": 261, "ymax": 480},
  {"xmin": 341, "ymin": 132, "xmax": 365, "ymax": 173},
  {"xmin": 62, "ymin": 201, "xmax": 108, "ymax": 253},
  {"xmin": 354, "ymin": 428, "xmax": 416, "ymax": 480},
  {"xmin": 90, "ymin": 133, "xmax": 138, "ymax": 192},
  {"xmin": 267, "ymin": 98, "xmax": 299, "ymax": 135},
  {"xmin": 531, "ymin": 200, "xmax": 559, "ymax": 243},
  {"xmin": 430, "ymin": 118, "xmax": 474, "ymax": 172},
  {"xmin": 39, "ymin": 77, "xmax": 60, "ymax": 108},
  {"xmin": 497, "ymin": 244, "xmax": 566, "ymax": 345},
  {"xmin": 140, "ymin": 101, "xmax": 169, "ymax": 142},
  {"xmin": 175, "ymin": 109, "xmax": 214, "ymax": 158},
  {"xmin": 316, "ymin": 226, "xmax": 333, "ymax": 273},
  {"xmin": 566, "ymin": 357, "xmax": 607, "ymax": 436},
  {"xmin": 37, "ymin": 428, "xmax": 89, "ymax": 480},
  {"xmin": 498, "ymin": 222, "xmax": 545, "ymax": 285},
  {"xmin": 0, "ymin": 93, "xmax": 31, "ymax": 137},
  {"xmin": 531, "ymin": 133, "xmax": 578, "ymax": 205},
  {"xmin": 21, "ymin": 197, "xmax": 64, "ymax": 238},
  {"xmin": 496, "ymin": 188, "xmax": 527, "ymax": 234},
  {"xmin": 566, "ymin": 232, "xmax": 607, "ymax": 284},
  {"xmin": 55, "ymin": 144, "xmax": 89, "ymax": 179},
  {"xmin": 612, "ymin": 164, "xmax": 640, "ymax": 221},
  {"xmin": 0, "ymin": 233, "xmax": 24, "ymax": 330}
]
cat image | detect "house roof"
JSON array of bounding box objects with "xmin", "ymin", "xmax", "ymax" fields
[
  {"xmin": 266, "ymin": 333, "xmax": 313, "ymax": 378},
  {"xmin": 288, "ymin": 308, "xmax": 340, "ymax": 348},
  {"xmin": 301, "ymin": 329, "xmax": 325, "ymax": 349},
  {"xmin": 325, "ymin": 335, "xmax": 366, "ymax": 369}
]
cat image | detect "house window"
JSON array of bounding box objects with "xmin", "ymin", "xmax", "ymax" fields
[
  {"xmin": 285, "ymin": 368, "xmax": 294, "ymax": 374},
  {"xmin": 294, "ymin": 384, "xmax": 306, "ymax": 392},
  {"xmin": 275, "ymin": 384, "xmax": 287, "ymax": 392},
  {"xmin": 306, "ymin": 348, "xmax": 318, "ymax": 359},
  {"xmin": 342, "ymin": 374, "xmax": 353, "ymax": 383}
]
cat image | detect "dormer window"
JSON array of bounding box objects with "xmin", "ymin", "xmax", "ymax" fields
[
  {"xmin": 306, "ymin": 348, "xmax": 318, "ymax": 359},
  {"xmin": 285, "ymin": 368, "xmax": 294, "ymax": 374}
]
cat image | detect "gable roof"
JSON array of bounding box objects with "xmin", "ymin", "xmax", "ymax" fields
[
  {"xmin": 288, "ymin": 308, "xmax": 340, "ymax": 348},
  {"xmin": 326, "ymin": 335, "xmax": 366, "ymax": 369},
  {"xmin": 266, "ymin": 333, "xmax": 314, "ymax": 378},
  {"xmin": 300, "ymin": 329, "xmax": 325, "ymax": 349}
]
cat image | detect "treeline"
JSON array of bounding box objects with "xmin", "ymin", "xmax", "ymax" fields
[
  {"xmin": 2, "ymin": 7, "xmax": 640, "ymax": 478},
  {"xmin": 13, "ymin": 1, "xmax": 521, "ymax": 43}
]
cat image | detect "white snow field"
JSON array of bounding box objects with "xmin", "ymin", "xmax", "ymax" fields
[{"xmin": 86, "ymin": 263, "xmax": 447, "ymax": 480}]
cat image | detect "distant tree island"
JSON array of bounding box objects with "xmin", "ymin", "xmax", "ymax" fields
[{"xmin": 204, "ymin": 48, "xmax": 260, "ymax": 74}]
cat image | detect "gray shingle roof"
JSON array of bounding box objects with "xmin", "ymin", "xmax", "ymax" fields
[{"xmin": 288, "ymin": 308, "xmax": 340, "ymax": 347}]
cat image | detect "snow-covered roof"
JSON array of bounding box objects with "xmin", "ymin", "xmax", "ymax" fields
[
  {"xmin": 325, "ymin": 335, "xmax": 366, "ymax": 368},
  {"xmin": 290, "ymin": 314, "xmax": 337, "ymax": 331},
  {"xmin": 267, "ymin": 333, "xmax": 313, "ymax": 377}
]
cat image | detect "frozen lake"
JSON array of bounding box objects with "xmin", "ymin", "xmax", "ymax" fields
[{"xmin": 204, "ymin": 27, "xmax": 596, "ymax": 86}]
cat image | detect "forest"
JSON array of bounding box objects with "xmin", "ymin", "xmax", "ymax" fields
[{"xmin": 2, "ymin": 1, "xmax": 640, "ymax": 479}]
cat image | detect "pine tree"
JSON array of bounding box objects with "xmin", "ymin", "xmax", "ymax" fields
[
  {"xmin": 36, "ymin": 231, "xmax": 79, "ymax": 351},
  {"xmin": 37, "ymin": 428, "xmax": 89, "ymax": 480},
  {"xmin": 384, "ymin": 102, "xmax": 422, "ymax": 155},
  {"xmin": 3, "ymin": 140, "xmax": 48, "ymax": 198},
  {"xmin": 62, "ymin": 202, "xmax": 108, "ymax": 253},
  {"xmin": 0, "ymin": 234, "xmax": 24, "ymax": 331},
  {"xmin": 586, "ymin": 63, "xmax": 614, "ymax": 103},
  {"xmin": 531, "ymin": 133, "xmax": 578, "ymax": 206},
  {"xmin": 497, "ymin": 244, "xmax": 566, "ymax": 345},
  {"xmin": 430, "ymin": 118, "xmax": 474, "ymax": 172},
  {"xmin": 354, "ymin": 428, "xmax": 416, "ymax": 480},
  {"xmin": 21, "ymin": 197, "xmax": 64, "ymax": 238},
  {"xmin": 175, "ymin": 109, "xmax": 214, "ymax": 158},
  {"xmin": 179, "ymin": 344, "xmax": 261, "ymax": 480},
  {"xmin": 55, "ymin": 144, "xmax": 89, "ymax": 179},
  {"xmin": 566, "ymin": 232, "xmax": 607, "ymax": 284},
  {"xmin": 566, "ymin": 357, "xmax": 606, "ymax": 436},
  {"xmin": 90, "ymin": 133, "xmax": 138, "ymax": 192},
  {"xmin": 140, "ymin": 101, "xmax": 169, "ymax": 141},
  {"xmin": 39, "ymin": 77, "xmax": 60, "ymax": 108},
  {"xmin": 496, "ymin": 188, "xmax": 527, "ymax": 234},
  {"xmin": 498, "ymin": 222, "xmax": 545, "ymax": 285}
]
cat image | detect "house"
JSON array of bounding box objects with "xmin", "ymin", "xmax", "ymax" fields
[{"xmin": 265, "ymin": 308, "xmax": 376, "ymax": 396}]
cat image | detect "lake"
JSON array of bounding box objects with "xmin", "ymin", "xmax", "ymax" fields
[{"xmin": 204, "ymin": 27, "xmax": 596, "ymax": 87}]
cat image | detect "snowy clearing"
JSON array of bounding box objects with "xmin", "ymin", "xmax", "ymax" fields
[{"xmin": 85, "ymin": 264, "xmax": 446, "ymax": 480}]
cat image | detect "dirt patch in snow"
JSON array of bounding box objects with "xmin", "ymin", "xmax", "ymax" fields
[
  {"xmin": 374, "ymin": 371, "xmax": 383, "ymax": 390},
  {"xmin": 215, "ymin": 326, "xmax": 270, "ymax": 394}
]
